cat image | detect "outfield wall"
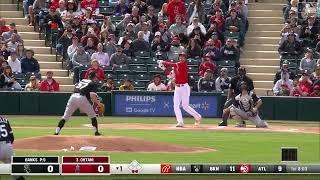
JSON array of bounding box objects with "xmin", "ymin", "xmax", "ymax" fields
[{"xmin": 0, "ymin": 91, "xmax": 319, "ymax": 121}]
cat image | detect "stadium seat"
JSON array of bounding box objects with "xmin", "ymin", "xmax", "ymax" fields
[
  {"xmin": 215, "ymin": 60, "xmax": 236, "ymax": 68},
  {"xmin": 187, "ymin": 58, "xmax": 200, "ymax": 65},
  {"xmin": 135, "ymin": 74, "xmax": 150, "ymax": 82},
  {"xmin": 114, "ymin": 65, "xmax": 130, "ymax": 72},
  {"xmin": 13, "ymin": 72, "xmax": 26, "ymax": 80},
  {"xmin": 134, "ymin": 51, "xmax": 151, "ymax": 59},
  {"xmin": 147, "ymin": 58, "xmax": 158, "ymax": 65},
  {"xmin": 188, "ymin": 66, "xmax": 198, "ymax": 74},
  {"xmin": 223, "ymin": 31, "xmax": 239, "ymax": 40},
  {"xmin": 111, "ymin": 15, "xmax": 124, "ymax": 23},
  {"xmin": 100, "ymin": 7, "xmax": 114, "ymax": 16},
  {"xmin": 131, "ymin": 58, "xmax": 146, "ymax": 65},
  {"xmin": 114, "ymin": 80, "xmax": 122, "ymax": 87},
  {"xmin": 99, "ymin": 0, "xmax": 109, "ymax": 7},
  {"xmin": 118, "ymin": 73, "xmax": 134, "ymax": 81},
  {"xmin": 133, "ymin": 81, "xmax": 146, "ymax": 89},
  {"xmin": 148, "ymin": 65, "xmax": 163, "ymax": 73},
  {"xmin": 103, "ymin": 66, "xmax": 113, "ymax": 73},
  {"xmin": 130, "ymin": 65, "xmax": 147, "ymax": 73}
]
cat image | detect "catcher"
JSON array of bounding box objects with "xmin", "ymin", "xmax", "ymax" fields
[
  {"xmin": 54, "ymin": 72, "xmax": 103, "ymax": 136},
  {"xmin": 228, "ymin": 81, "xmax": 268, "ymax": 128}
]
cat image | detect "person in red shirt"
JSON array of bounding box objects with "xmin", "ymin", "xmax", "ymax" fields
[
  {"xmin": 199, "ymin": 55, "xmax": 216, "ymax": 77},
  {"xmin": 211, "ymin": 33, "xmax": 222, "ymax": 49},
  {"xmin": 210, "ymin": 9, "xmax": 224, "ymax": 32},
  {"xmin": 0, "ymin": 19, "xmax": 9, "ymax": 35},
  {"xmin": 159, "ymin": 53, "xmax": 202, "ymax": 127},
  {"xmin": 310, "ymin": 85, "xmax": 320, "ymax": 97},
  {"xmin": 84, "ymin": 59, "xmax": 106, "ymax": 81},
  {"xmin": 39, "ymin": 71, "xmax": 60, "ymax": 92},
  {"xmin": 167, "ymin": 0, "xmax": 186, "ymax": 25},
  {"xmin": 298, "ymin": 71, "xmax": 312, "ymax": 96},
  {"xmin": 80, "ymin": 0, "xmax": 99, "ymax": 14}
]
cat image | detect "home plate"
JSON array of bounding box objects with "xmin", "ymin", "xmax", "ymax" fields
[{"xmin": 210, "ymin": 126, "xmax": 226, "ymax": 129}]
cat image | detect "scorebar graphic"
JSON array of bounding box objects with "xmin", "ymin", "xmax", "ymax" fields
[{"xmin": 5, "ymin": 156, "xmax": 320, "ymax": 175}]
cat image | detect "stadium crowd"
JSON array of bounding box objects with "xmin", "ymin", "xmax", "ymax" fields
[
  {"xmin": 1, "ymin": 0, "xmax": 250, "ymax": 93},
  {"xmin": 273, "ymin": 0, "xmax": 320, "ymax": 97}
]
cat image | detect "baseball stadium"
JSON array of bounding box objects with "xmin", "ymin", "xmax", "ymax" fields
[{"xmin": 0, "ymin": 0, "xmax": 319, "ymax": 179}]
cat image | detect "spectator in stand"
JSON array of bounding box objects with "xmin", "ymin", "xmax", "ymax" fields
[
  {"xmin": 302, "ymin": 0, "xmax": 317, "ymax": 20},
  {"xmin": 72, "ymin": 45, "xmax": 91, "ymax": 83},
  {"xmin": 44, "ymin": 6, "xmax": 63, "ymax": 38},
  {"xmin": 116, "ymin": 14, "xmax": 132, "ymax": 35},
  {"xmin": 91, "ymin": 43, "xmax": 110, "ymax": 66},
  {"xmin": 274, "ymin": 61, "xmax": 296, "ymax": 84},
  {"xmin": 224, "ymin": 8, "xmax": 245, "ymax": 47},
  {"xmin": 122, "ymin": 40, "xmax": 133, "ymax": 57},
  {"xmin": 140, "ymin": 22, "xmax": 152, "ymax": 43},
  {"xmin": 186, "ymin": 0, "xmax": 205, "ymax": 25},
  {"xmin": 199, "ymin": 55, "xmax": 216, "ymax": 77},
  {"xmin": 39, "ymin": 71, "xmax": 60, "ymax": 92},
  {"xmin": 129, "ymin": 0, "xmax": 148, "ymax": 15},
  {"xmin": 198, "ymin": 69, "xmax": 216, "ymax": 92},
  {"xmin": 146, "ymin": 0, "xmax": 165, "ymax": 10},
  {"xmin": 0, "ymin": 60, "xmax": 8, "ymax": 74},
  {"xmin": 0, "ymin": 19, "xmax": 9, "ymax": 35},
  {"xmin": 23, "ymin": 0, "xmax": 35, "ymax": 18},
  {"xmin": 284, "ymin": 0, "xmax": 298, "ymax": 21},
  {"xmin": 146, "ymin": 5, "xmax": 158, "ymax": 32},
  {"xmin": 130, "ymin": 6, "xmax": 140, "ymax": 24},
  {"xmin": 56, "ymin": 0, "xmax": 66, "ymax": 14},
  {"xmin": 110, "ymin": 45, "xmax": 129, "ymax": 68},
  {"xmin": 0, "ymin": 65, "xmax": 22, "ymax": 90},
  {"xmin": 158, "ymin": 23, "xmax": 171, "ymax": 44},
  {"xmin": 135, "ymin": 15, "xmax": 147, "ymax": 33},
  {"xmin": 290, "ymin": 78, "xmax": 303, "ymax": 96},
  {"xmin": 158, "ymin": 3, "xmax": 168, "ymax": 20},
  {"xmin": 115, "ymin": 0, "xmax": 129, "ymax": 16},
  {"xmin": 84, "ymin": 60, "xmax": 106, "ymax": 81},
  {"xmin": 169, "ymin": 15, "xmax": 187, "ymax": 38},
  {"xmin": 16, "ymin": 43, "xmax": 25, "ymax": 59},
  {"xmin": 7, "ymin": 34, "xmax": 20, "ymax": 52},
  {"xmin": 67, "ymin": 36, "xmax": 79, "ymax": 60},
  {"xmin": 2, "ymin": 23, "xmax": 22, "ymax": 43},
  {"xmin": 203, "ymin": 39, "xmax": 221, "ymax": 61},
  {"xmin": 236, "ymin": 0, "xmax": 248, "ymax": 25},
  {"xmin": 189, "ymin": 26, "xmax": 206, "ymax": 46},
  {"xmin": 300, "ymin": 16, "xmax": 318, "ymax": 40},
  {"xmin": 81, "ymin": 28, "xmax": 99, "ymax": 48},
  {"xmin": 151, "ymin": 31, "xmax": 167, "ymax": 52},
  {"xmin": 221, "ymin": 38, "xmax": 240, "ymax": 69},
  {"xmin": 278, "ymin": 32, "xmax": 302, "ymax": 57},
  {"xmin": 166, "ymin": 36, "xmax": 185, "ymax": 60},
  {"xmin": 210, "ymin": 9, "xmax": 224, "ymax": 33},
  {"xmin": 30, "ymin": 0, "xmax": 46, "ymax": 26},
  {"xmin": 7, "ymin": 51, "xmax": 21, "ymax": 73},
  {"xmin": 215, "ymin": 68, "xmax": 231, "ymax": 91},
  {"xmin": 298, "ymin": 70, "xmax": 312, "ymax": 96},
  {"xmin": 80, "ymin": 0, "xmax": 99, "ymax": 14},
  {"xmin": 312, "ymin": 64, "xmax": 320, "ymax": 87},
  {"xmin": 211, "ymin": 0, "xmax": 227, "ymax": 15},
  {"xmin": 119, "ymin": 79, "xmax": 134, "ymax": 90},
  {"xmin": 273, "ymin": 72, "xmax": 293, "ymax": 96},
  {"xmin": 187, "ymin": 16, "xmax": 206, "ymax": 36},
  {"xmin": 84, "ymin": 37, "xmax": 96, "ymax": 57},
  {"xmin": 104, "ymin": 34, "xmax": 117, "ymax": 58},
  {"xmin": 167, "ymin": 0, "xmax": 186, "ymax": 25},
  {"xmin": 310, "ymin": 85, "xmax": 320, "ymax": 97},
  {"xmin": 57, "ymin": 28, "xmax": 74, "ymax": 59},
  {"xmin": 131, "ymin": 31, "xmax": 151, "ymax": 53},
  {"xmin": 101, "ymin": 76, "xmax": 116, "ymax": 92},
  {"xmin": 279, "ymin": 21, "xmax": 300, "ymax": 45},
  {"xmin": 0, "ymin": 42, "xmax": 11, "ymax": 60},
  {"xmin": 186, "ymin": 38, "xmax": 202, "ymax": 59},
  {"xmin": 24, "ymin": 75, "xmax": 39, "ymax": 91},
  {"xmin": 147, "ymin": 74, "xmax": 166, "ymax": 91},
  {"xmin": 211, "ymin": 32, "xmax": 222, "ymax": 49},
  {"xmin": 299, "ymin": 48, "xmax": 316, "ymax": 73},
  {"xmin": 61, "ymin": 0, "xmax": 80, "ymax": 27},
  {"xmin": 123, "ymin": 22, "xmax": 136, "ymax": 41},
  {"xmin": 101, "ymin": 16, "xmax": 116, "ymax": 34},
  {"xmin": 81, "ymin": 7, "xmax": 97, "ymax": 26},
  {"xmin": 20, "ymin": 49, "xmax": 40, "ymax": 74}
]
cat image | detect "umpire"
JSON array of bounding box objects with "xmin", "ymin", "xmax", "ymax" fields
[
  {"xmin": 218, "ymin": 67, "xmax": 254, "ymax": 126},
  {"xmin": 0, "ymin": 116, "xmax": 25, "ymax": 180}
]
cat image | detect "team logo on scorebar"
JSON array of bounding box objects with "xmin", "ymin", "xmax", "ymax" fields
[
  {"xmin": 239, "ymin": 164, "xmax": 251, "ymax": 173},
  {"xmin": 161, "ymin": 164, "xmax": 172, "ymax": 173}
]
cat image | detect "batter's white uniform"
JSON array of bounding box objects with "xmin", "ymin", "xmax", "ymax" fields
[
  {"xmin": 230, "ymin": 92, "xmax": 268, "ymax": 127},
  {"xmin": 62, "ymin": 93, "xmax": 96, "ymax": 120}
]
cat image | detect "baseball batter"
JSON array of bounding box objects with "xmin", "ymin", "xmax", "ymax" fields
[
  {"xmin": 54, "ymin": 72, "xmax": 102, "ymax": 136},
  {"xmin": 0, "ymin": 116, "xmax": 25, "ymax": 180},
  {"xmin": 159, "ymin": 53, "xmax": 202, "ymax": 127},
  {"xmin": 229, "ymin": 82, "xmax": 268, "ymax": 128}
]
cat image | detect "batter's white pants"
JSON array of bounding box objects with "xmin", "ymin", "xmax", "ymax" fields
[
  {"xmin": 0, "ymin": 141, "xmax": 13, "ymax": 163},
  {"xmin": 173, "ymin": 83, "xmax": 201, "ymax": 124},
  {"xmin": 230, "ymin": 106, "xmax": 268, "ymax": 127},
  {"xmin": 62, "ymin": 93, "xmax": 96, "ymax": 120}
]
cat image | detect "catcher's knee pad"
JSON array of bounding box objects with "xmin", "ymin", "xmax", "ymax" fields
[{"xmin": 229, "ymin": 107, "xmax": 236, "ymax": 116}]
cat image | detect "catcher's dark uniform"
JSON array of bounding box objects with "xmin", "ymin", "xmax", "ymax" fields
[
  {"xmin": 62, "ymin": 79, "xmax": 98, "ymax": 120},
  {"xmin": 0, "ymin": 116, "xmax": 14, "ymax": 163}
]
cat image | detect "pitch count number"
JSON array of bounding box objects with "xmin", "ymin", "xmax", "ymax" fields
[{"xmin": 98, "ymin": 165, "xmax": 104, "ymax": 173}]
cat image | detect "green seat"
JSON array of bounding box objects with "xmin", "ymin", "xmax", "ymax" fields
[
  {"xmin": 103, "ymin": 66, "xmax": 113, "ymax": 73},
  {"xmin": 133, "ymin": 81, "xmax": 146, "ymax": 89},
  {"xmin": 130, "ymin": 65, "xmax": 147, "ymax": 73},
  {"xmin": 136, "ymin": 74, "xmax": 150, "ymax": 82},
  {"xmin": 111, "ymin": 15, "xmax": 124, "ymax": 23},
  {"xmin": 114, "ymin": 80, "xmax": 122, "ymax": 88},
  {"xmin": 189, "ymin": 74, "xmax": 199, "ymax": 81},
  {"xmin": 100, "ymin": 7, "xmax": 114, "ymax": 16},
  {"xmin": 216, "ymin": 60, "xmax": 236, "ymax": 68},
  {"xmin": 114, "ymin": 65, "xmax": 130, "ymax": 72},
  {"xmin": 187, "ymin": 58, "xmax": 200, "ymax": 65},
  {"xmin": 131, "ymin": 58, "xmax": 146, "ymax": 65},
  {"xmin": 134, "ymin": 51, "xmax": 151, "ymax": 59},
  {"xmin": 188, "ymin": 66, "xmax": 198, "ymax": 73},
  {"xmin": 99, "ymin": 0, "xmax": 109, "ymax": 7},
  {"xmin": 147, "ymin": 58, "xmax": 158, "ymax": 65},
  {"xmin": 223, "ymin": 31, "xmax": 239, "ymax": 40},
  {"xmin": 148, "ymin": 65, "xmax": 163, "ymax": 73}
]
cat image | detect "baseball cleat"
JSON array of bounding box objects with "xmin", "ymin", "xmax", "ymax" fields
[
  {"xmin": 194, "ymin": 118, "xmax": 201, "ymax": 126},
  {"xmin": 95, "ymin": 131, "xmax": 102, "ymax": 136},
  {"xmin": 175, "ymin": 123, "xmax": 184, "ymax": 128},
  {"xmin": 218, "ymin": 121, "xmax": 228, "ymax": 126},
  {"xmin": 54, "ymin": 132, "xmax": 59, "ymax": 135}
]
